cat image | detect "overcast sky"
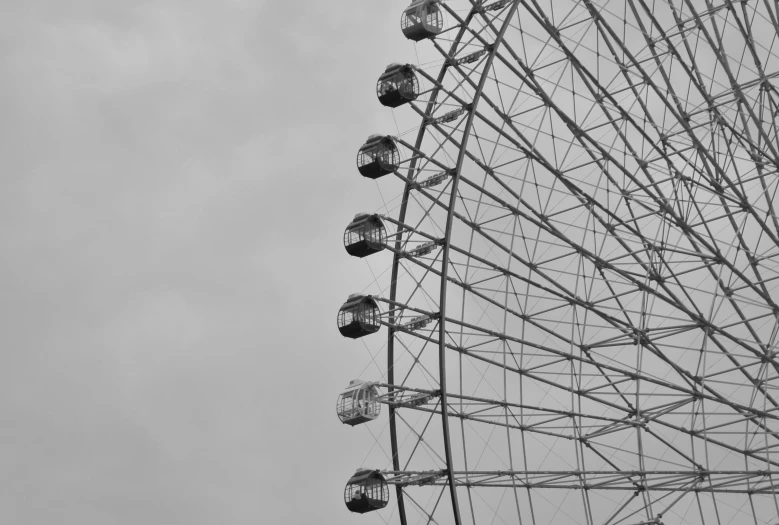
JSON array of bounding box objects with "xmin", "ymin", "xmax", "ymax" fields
[{"xmin": 0, "ymin": 1, "xmax": 411, "ymax": 523}]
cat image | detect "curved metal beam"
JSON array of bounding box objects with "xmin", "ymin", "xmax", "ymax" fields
[
  {"xmin": 386, "ymin": 7, "xmax": 477, "ymax": 524},
  {"xmin": 436, "ymin": 2, "xmax": 522, "ymax": 524}
]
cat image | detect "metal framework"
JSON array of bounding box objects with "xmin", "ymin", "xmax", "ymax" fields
[{"xmin": 339, "ymin": 1, "xmax": 779, "ymax": 524}]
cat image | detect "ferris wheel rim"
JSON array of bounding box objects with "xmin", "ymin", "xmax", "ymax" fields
[{"xmin": 386, "ymin": 9, "xmax": 478, "ymax": 525}]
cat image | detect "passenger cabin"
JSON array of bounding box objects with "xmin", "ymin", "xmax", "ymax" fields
[
  {"xmin": 357, "ymin": 135, "xmax": 399, "ymax": 179},
  {"xmin": 377, "ymin": 63, "xmax": 419, "ymax": 108},
  {"xmin": 337, "ymin": 380, "xmax": 381, "ymax": 426},
  {"xmin": 344, "ymin": 213, "xmax": 387, "ymax": 258},
  {"xmin": 338, "ymin": 294, "xmax": 381, "ymax": 339},
  {"xmin": 401, "ymin": 0, "xmax": 444, "ymax": 41},
  {"xmin": 344, "ymin": 469, "xmax": 390, "ymax": 514}
]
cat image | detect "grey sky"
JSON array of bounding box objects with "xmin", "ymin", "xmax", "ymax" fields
[
  {"xmin": 7, "ymin": 1, "xmax": 779, "ymax": 524},
  {"xmin": 1, "ymin": 1, "xmax": 408, "ymax": 523}
]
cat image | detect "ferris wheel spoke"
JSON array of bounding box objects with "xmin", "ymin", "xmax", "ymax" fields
[
  {"xmin": 624, "ymin": 1, "xmax": 779, "ymax": 327},
  {"xmin": 494, "ymin": 8, "xmax": 768, "ymax": 256},
  {"xmin": 683, "ymin": 2, "xmax": 779, "ymax": 161},
  {"xmin": 445, "ymin": 337, "xmax": 779, "ymax": 470},
  {"xmin": 458, "ymin": 52, "xmax": 779, "ymax": 388},
  {"xmin": 444, "ymin": 199, "xmax": 698, "ymax": 384},
  {"xmin": 383, "ymin": 468, "xmax": 778, "ymax": 494},
  {"xmin": 442, "ymin": 279, "xmax": 766, "ymax": 424},
  {"xmin": 596, "ymin": 2, "xmax": 779, "ymax": 250}
]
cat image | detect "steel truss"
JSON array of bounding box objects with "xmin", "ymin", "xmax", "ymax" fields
[{"xmin": 345, "ymin": 1, "xmax": 779, "ymax": 525}]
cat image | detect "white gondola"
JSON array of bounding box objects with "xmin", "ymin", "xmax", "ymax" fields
[{"xmin": 337, "ymin": 379, "xmax": 381, "ymax": 426}]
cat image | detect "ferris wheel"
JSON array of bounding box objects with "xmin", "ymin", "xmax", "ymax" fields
[{"xmin": 334, "ymin": 1, "xmax": 779, "ymax": 524}]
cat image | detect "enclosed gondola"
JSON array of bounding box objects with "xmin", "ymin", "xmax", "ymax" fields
[
  {"xmin": 344, "ymin": 213, "xmax": 387, "ymax": 258},
  {"xmin": 337, "ymin": 294, "xmax": 381, "ymax": 339},
  {"xmin": 357, "ymin": 135, "xmax": 399, "ymax": 179},
  {"xmin": 377, "ymin": 63, "xmax": 419, "ymax": 108},
  {"xmin": 336, "ymin": 379, "xmax": 381, "ymax": 426},
  {"xmin": 344, "ymin": 469, "xmax": 390, "ymax": 514},
  {"xmin": 401, "ymin": 0, "xmax": 443, "ymax": 41}
]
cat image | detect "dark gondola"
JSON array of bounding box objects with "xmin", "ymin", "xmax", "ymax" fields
[
  {"xmin": 357, "ymin": 135, "xmax": 399, "ymax": 179},
  {"xmin": 336, "ymin": 380, "xmax": 381, "ymax": 426},
  {"xmin": 401, "ymin": 0, "xmax": 444, "ymax": 42},
  {"xmin": 377, "ymin": 63, "xmax": 419, "ymax": 108},
  {"xmin": 344, "ymin": 213, "xmax": 387, "ymax": 258},
  {"xmin": 344, "ymin": 469, "xmax": 390, "ymax": 514},
  {"xmin": 337, "ymin": 294, "xmax": 381, "ymax": 339}
]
